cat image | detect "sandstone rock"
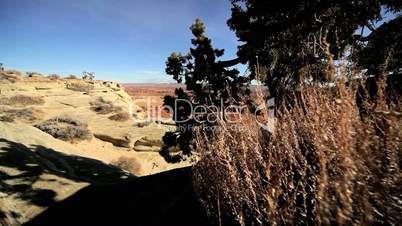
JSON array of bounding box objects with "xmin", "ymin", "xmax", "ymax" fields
[
  {"xmin": 93, "ymin": 133, "xmax": 132, "ymax": 148},
  {"xmin": 133, "ymin": 145, "xmax": 161, "ymax": 152},
  {"xmin": 0, "ymin": 72, "xmax": 195, "ymax": 225},
  {"xmin": 0, "ymin": 76, "xmax": 172, "ymax": 151},
  {"xmin": 0, "ymin": 72, "xmax": 192, "ymax": 224}
]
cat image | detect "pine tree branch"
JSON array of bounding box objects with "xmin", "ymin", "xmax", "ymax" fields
[{"xmin": 216, "ymin": 58, "xmax": 242, "ymax": 67}]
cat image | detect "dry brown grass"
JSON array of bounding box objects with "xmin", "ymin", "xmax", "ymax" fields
[
  {"xmin": 90, "ymin": 97, "xmax": 122, "ymax": 114},
  {"xmin": 192, "ymin": 83, "xmax": 401, "ymax": 225},
  {"xmin": 111, "ymin": 156, "xmax": 142, "ymax": 175},
  {"xmin": 0, "ymin": 95, "xmax": 45, "ymax": 106},
  {"xmin": 34, "ymin": 116, "xmax": 93, "ymax": 142},
  {"xmin": 0, "ymin": 108, "xmax": 44, "ymax": 122},
  {"xmin": 108, "ymin": 112, "xmax": 130, "ymax": 121}
]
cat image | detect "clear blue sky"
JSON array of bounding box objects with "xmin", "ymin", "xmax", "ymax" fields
[
  {"xmin": 1, "ymin": 1, "xmax": 397, "ymax": 83},
  {"xmin": 0, "ymin": 0, "xmax": 242, "ymax": 83}
]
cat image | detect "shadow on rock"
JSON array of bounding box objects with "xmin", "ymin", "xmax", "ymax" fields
[
  {"xmin": 24, "ymin": 167, "xmax": 212, "ymax": 226},
  {"xmin": 0, "ymin": 138, "xmax": 134, "ymax": 224}
]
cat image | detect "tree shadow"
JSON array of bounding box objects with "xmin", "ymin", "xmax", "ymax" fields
[
  {"xmin": 24, "ymin": 167, "xmax": 211, "ymax": 226},
  {"xmin": 0, "ymin": 138, "xmax": 211, "ymax": 226},
  {"xmin": 0, "ymin": 138, "xmax": 134, "ymax": 224}
]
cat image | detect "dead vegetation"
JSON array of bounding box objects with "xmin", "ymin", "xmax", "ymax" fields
[
  {"xmin": 47, "ymin": 74, "xmax": 61, "ymax": 80},
  {"xmin": 192, "ymin": 83, "xmax": 401, "ymax": 225},
  {"xmin": 34, "ymin": 116, "xmax": 92, "ymax": 142},
  {"xmin": 0, "ymin": 115, "xmax": 15, "ymax": 122},
  {"xmin": 108, "ymin": 112, "xmax": 130, "ymax": 121},
  {"xmin": 90, "ymin": 97, "xmax": 122, "ymax": 114},
  {"xmin": 65, "ymin": 75, "xmax": 78, "ymax": 79},
  {"xmin": 111, "ymin": 156, "xmax": 142, "ymax": 175},
  {"xmin": 0, "ymin": 95, "xmax": 45, "ymax": 106},
  {"xmin": 66, "ymin": 82, "xmax": 94, "ymax": 92},
  {"xmin": 0, "ymin": 108, "xmax": 44, "ymax": 122}
]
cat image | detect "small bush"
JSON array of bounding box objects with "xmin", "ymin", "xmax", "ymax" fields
[
  {"xmin": 66, "ymin": 82, "xmax": 93, "ymax": 92},
  {"xmin": 111, "ymin": 156, "xmax": 142, "ymax": 175},
  {"xmin": 48, "ymin": 74, "xmax": 61, "ymax": 80},
  {"xmin": 0, "ymin": 115, "xmax": 14, "ymax": 122},
  {"xmin": 0, "ymin": 95, "xmax": 45, "ymax": 106},
  {"xmin": 34, "ymin": 116, "xmax": 92, "ymax": 141},
  {"xmin": 108, "ymin": 112, "xmax": 130, "ymax": 121},
  {"xmin": 0, "ymin": 108, "xmax": 44, "ymax": 122},
  {"xmin": 65, "ymin": 75, "xmax": 78, "ymax": 79},
  {"xmin": 90, "ymin": 97, "xmax": 122, "ymax": 114}
]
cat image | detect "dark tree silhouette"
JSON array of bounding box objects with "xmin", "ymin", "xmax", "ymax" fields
[
  {"xmin": 165, "ymin": 18, "xmax": 249, "ymax": 107},
  {"xmin": 228, "ymin": 0, "xmax": 402, "ymax": 102},
  {"xmin": 161, "ymin": 18, "xmax": 251, "ymax": 162},
  {"xmin": 353, "ymin": 14, "xmax": 402, "ymax": 108}
]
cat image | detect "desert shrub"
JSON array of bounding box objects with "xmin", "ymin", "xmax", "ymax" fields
[
  {"xmin": 0, "ymin": 95, "xmax": 45, "ymax": 106},
  {"xmin": 0, "ymin": 108, "xmax": 44, "ymax": 122},
  {"xmin": 111, "ymin": 156, "xmax": 142, "ymax": 175},
  {"xmin": 65, "ymin": 75, "xmax": 78, "ymax": 79},
  {"xmin": 66, "ymin": 82, "xmax": 93, "ymax": 92},
  {"xmin": 48, "ymin": 74, "xmax": 61, "ymax": 80},
  {"xmin": 0, "ymin": 115, "xmax": 14, "ymax": 122},
  {"xmin": 192, "ymin": 84, "xmax": 401, "ymax": 225},
  {"xmin": 90, "ymin": 97, "xmax": 122, "ymax": 114},
  {"xmin": 34, "ymin": 116, "xmax": 92, "ymax": 141},
  {"xmin": 108, "ymin": 112, "xmax": 130, "ymax": 121}
]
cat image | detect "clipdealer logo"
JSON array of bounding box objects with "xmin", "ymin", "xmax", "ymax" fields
[{"xmin": 128, "ymin": 97, "xmax": 276, "ymax": 132}]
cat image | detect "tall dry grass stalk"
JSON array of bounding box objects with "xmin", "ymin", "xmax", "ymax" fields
[{"xmin": 192, "ymin": 82, "xmax": 401, "ymax": 225}]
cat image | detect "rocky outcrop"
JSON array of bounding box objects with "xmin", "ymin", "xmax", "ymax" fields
[
  {"xmin": 0, "ymin": 75, "xmax": 168, "ymax": 150},
  {"xmin": 133, "ymin": 136, "xmax": 164, "ymax": 152},
  {"xmin": 0, "ymin": 71, "xmax": 192, "ymax": 225},
  {"xmin": 0, "ymin": 72, "xmax": 190, "ymax": 172},
  {"xmin": 93, "ymin": 133, "xmax": 132, "ymax": 148}
]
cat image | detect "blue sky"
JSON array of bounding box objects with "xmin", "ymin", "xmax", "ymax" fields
[
  {"xmin": 0, "ymin": 0, "xmax": 242, "ymax": 83},
  {"xmin": 1, "ymin": 1, "xmax": 397, "ymax": 83}
]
